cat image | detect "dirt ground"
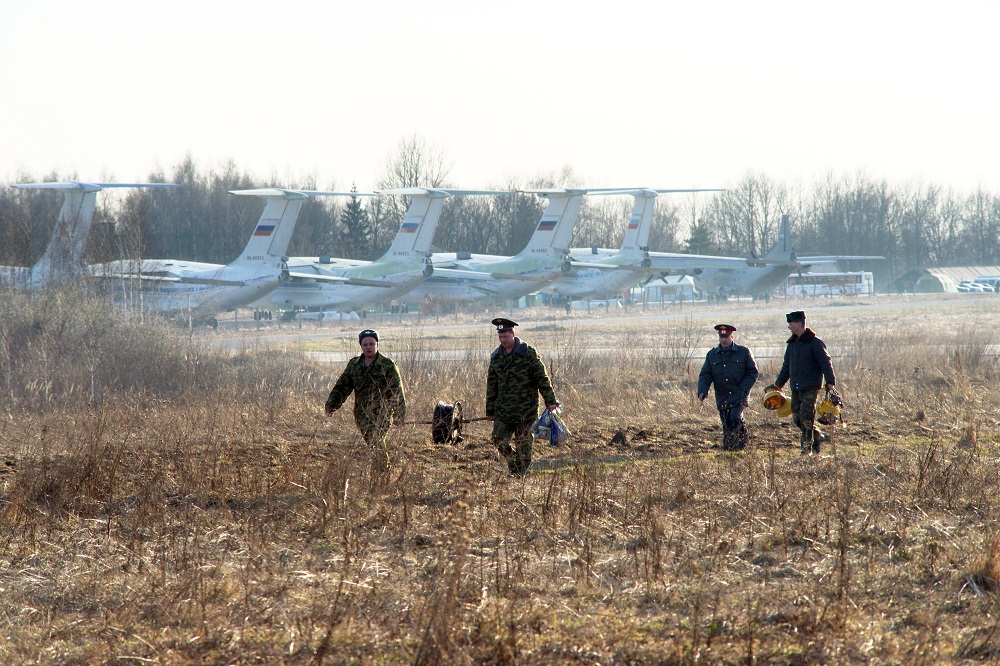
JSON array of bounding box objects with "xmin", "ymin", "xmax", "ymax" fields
[{"xmin": 2, "ymin": 292, "xmax": 1000, "ymax": 664}]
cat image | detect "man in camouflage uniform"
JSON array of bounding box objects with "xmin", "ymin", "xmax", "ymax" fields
[
  {"xmin": 486, "ymin": 318, "xmax": 559, "ymax": 477},
  {"xmin": 325, "ymin": 329, "xmax": 406, "ymax": 478},
  {"xmin": 767, "ymin": 311, "xmax": 837, "ymax": 455},
  {"xmin": 697, "ymin": 323, "xmax": 759, "ymax": 451}
]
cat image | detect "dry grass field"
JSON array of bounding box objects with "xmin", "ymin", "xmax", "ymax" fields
[{"xmin": 1, "ymin": 291, "xmax": 999, "ymax": 664}]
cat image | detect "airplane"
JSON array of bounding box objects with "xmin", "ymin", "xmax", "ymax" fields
[
  {"xmin": 404, "ymin": 188, "xmax": 588, "ymax": 306},
  {"xmin": 90, "ymin": 188, "xmax": 369, "ymax": 325},
  {"xmin": 690, "ymin": 214, "xmax": 884, "ymax": 298},
  {"xmin": 2, "ymin": 181, "xmax": 180, "ymax": 290},
  {"xmin": 254, "ymin": 188, "xmax": 514, "ymax": 313},
  {"xmin": 542, "ymin": 188, "xmax": 777, "ymax": 301}
]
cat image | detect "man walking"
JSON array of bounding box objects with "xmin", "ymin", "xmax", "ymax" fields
[
  {"xmin": 486, "ymin": 318, "xmax": 560, "ymax": 477},
  {"xmin": 697, "ymin": 323, "xmax": 759, "ymax": 451},
  {"xmin": 325, "ymin": 329, "xmax": 406, "ymax": 480},
  {"xmin": 767, "ymin": 311, "xmax": 837, "ymax": 455}
]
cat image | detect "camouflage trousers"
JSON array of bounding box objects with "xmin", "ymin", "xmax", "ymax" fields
[
  {"xmin": 718, "ymin": 404, "xmax": 749, "ymax": 451},
  {"xmin": 358, "ymin": 420, "xmax": 392, "ymax": 481},
  {"xmin": 492, "ymin": 418, "xmax": 534, "ymax": 477},
  {"xmin": 790, "ymin": 389, "xmax": 824, "ymax": 452}
]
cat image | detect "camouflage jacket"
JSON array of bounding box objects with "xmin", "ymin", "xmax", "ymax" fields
[
  {"xmin": 325, "ymin": 352, "xmax": 406, "ymax": 428},
  {"xmin": 697, "ymin": 343, "xmax": 759, "ymax": 409},
  {"xmin": 486, "ymin": 338, "xmax": 558, "ymax": 424}
]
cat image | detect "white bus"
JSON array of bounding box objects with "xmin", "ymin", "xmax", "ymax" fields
[{"xmin": 785, "ymin": 271, "xmax": 875, "ymax": 297}]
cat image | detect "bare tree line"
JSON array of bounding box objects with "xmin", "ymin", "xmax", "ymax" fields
[{"xmin": 3, "ymin": 145, "xmax": 999, "ymax": 289}]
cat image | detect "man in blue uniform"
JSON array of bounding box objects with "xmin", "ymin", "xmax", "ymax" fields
[{"xmin": 698, "ymin": 324, "xmax": 759, "ymax": 451}]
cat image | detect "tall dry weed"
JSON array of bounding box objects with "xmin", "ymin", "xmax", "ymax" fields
[{"xmin": 2, "ymin": 299, "xmax": 1000, "ymax": 662}]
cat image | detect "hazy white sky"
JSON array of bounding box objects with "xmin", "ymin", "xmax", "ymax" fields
[{"xmin": 1, "ymin": 1, "xmax": 997, "ymax": 193}]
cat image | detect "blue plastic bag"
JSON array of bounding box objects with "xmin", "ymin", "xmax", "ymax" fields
[{"xmin": 531, "ymin": 408, "xmax": 571, "ymax": 447}]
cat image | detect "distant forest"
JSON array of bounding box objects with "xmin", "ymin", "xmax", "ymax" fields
[{"xmin": 2, "ymin": 138, "xmax": 998, "ymax": 291}]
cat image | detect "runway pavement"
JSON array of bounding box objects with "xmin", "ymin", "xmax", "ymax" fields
[{"xmin": 199, "ymin": 294, "xmax": 998, "ymax": 364}]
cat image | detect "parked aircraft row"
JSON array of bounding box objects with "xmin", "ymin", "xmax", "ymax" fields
[
  {"xmin": 4, "ymin": 182, "xmax": 883, "ymax": 324},
  {"xmin": 1, "ymin": 182, "xmax": 180, "ymax": 289}
]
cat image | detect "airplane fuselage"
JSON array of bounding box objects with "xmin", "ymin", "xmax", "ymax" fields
[
  {"xmin": 545, "ymin": 250, "xmax": 648, "ymax": 299},
  {"xmin": 96, "ymin": 260, "xmax": 285, "ymax": 321},
  {"xmin": 693, "ymin": 264, "xmax": 795, "ymax": 297},
  {"xmin": 407, "ymin": 250, "xmax": 569, "ymax": 304},
  {"xmin": 254, "ymin": 260, "xmax": 429, "ymax": 310}
]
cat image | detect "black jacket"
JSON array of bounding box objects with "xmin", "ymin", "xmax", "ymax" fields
[
  {"xmin": 698, "ymin": 343, "xmax": 759, "ymax": 409},
  {"xmin": 775, "ymin": 328, "xmax": 836, "ymax": 391}
]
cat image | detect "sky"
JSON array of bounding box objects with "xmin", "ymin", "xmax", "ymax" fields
[{"xmin": 1, "ymin": 1, "xmax": 998, "ymax": 194}]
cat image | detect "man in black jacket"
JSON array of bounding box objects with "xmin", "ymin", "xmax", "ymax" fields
[
  {"xmin": 767, "ymin": 311, "xmax": 837, "ymax": 454},
  {"xmin": 698, "ymin": 324, "xmax": 759, "ymax": 451}
]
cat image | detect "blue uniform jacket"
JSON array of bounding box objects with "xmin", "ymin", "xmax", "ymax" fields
[{"xmin": 698, "ymin": 343, "xmax": 759, "ymax": 409}]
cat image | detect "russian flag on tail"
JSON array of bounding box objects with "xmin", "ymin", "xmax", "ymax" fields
[
  {"xmin": 254, "ymin": 225, "xmax": 275, "ymax": 237},
  {"xmin": 537, "ymin": 218, "xmax": 557, "ymax": 231},
  {"xmin": 401, "ymin": 222, "xmax": 419, "ymax": 233}
]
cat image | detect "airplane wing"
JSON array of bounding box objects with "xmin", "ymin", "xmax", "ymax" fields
[
  {"xmin": 584, "ymin": 187, "xmax": 726, "ymax": 195},
  {"xmin": 230, "ymin": 188, "xmax": 376, "ymax": 198},
  {"xmin": 647, "ymin": 254, "xmax": 803, "ymax": 270},
  {"xmin": 569, "ymin": 259, "xmax": 747, "ymax": 274},
  {"xmin": 568, "ymin": 261, "xmax": 647, "ymax": 271},
  {"xmin": 340, "ymin": 277, "xmax": 406, "ymax": 288},
  {"xmin": 285, "ymin": 270, "xmax": 401, "ymax": 288},
  {"xmin": 293, "ymin": 257, "xmax": 372, "ymax": 269},
  {"xmin": 798, "ymin": 255, "xmax": 886, "ymax": 262},
  {"xmin": 176, "ymin": 276, "xmax": 249, "ymax": 287},
  {"xmin": 752, "ymin": 259, "xmax": 800, "ymax": 267},
  {"xmin": 427, "ymin": 257, "xmax": 472, "ymax": 270},
  {"xmin": 90, "ymin": 272, "xmax": 182, "ymax": 283},
  {"xmin": 489, "ymin": 271, "xmax": 563, "ymax": 282},
  {"xmin": 13, "ymin": 181, "xmax": 180, "ymax": 191},
  {"xmin": 91, "ymin": 271, "xmax": 249, "ymax": 287},
  {"xmin": 377, "ymin": 187, "xmax": 515, "ymax": 196},
  {"xmin": 431, "ymin": 267, "xmax": 496, "ymax": 281}
]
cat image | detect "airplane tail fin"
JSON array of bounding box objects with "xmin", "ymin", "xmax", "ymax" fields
[
  {"xmin": 375, "ymin": 188, "xmax": 514, "ymax": 263},
  {"xmin": 623, "ymin": 191, "xmax": 657, "ymax": 251},
  {"xmin": 228, "ymin": 189, "xmax": 374, "ymax": 267},
  {"xmin": 12, "ymin": 181, "xmax": 179, "ymax": 287},
  {"xmin": 585, "ymin": 188, "xmax": 725, "ymax": 254},
  {"xmin": 586, "ymin": 188, "xmax": 658, "ymax": 253},
  {"xmin": 376, "ymin": 188, "xmax": 451, "ymax": 262},
  {"xmin": 763, "ymin": 214, "xmax": 795, "ymax": 261},
  {"xmin": 516, "ymin": 189, "xmax": 587, "ymax": 257}
]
